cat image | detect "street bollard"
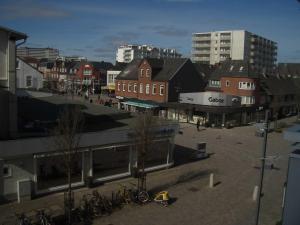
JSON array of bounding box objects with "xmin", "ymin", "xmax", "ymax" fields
[
  {"xmin": 253, "ymin": 185, "xmax": 259, "ymax": 201},
  {"xmin": 209, "ymin": 173, "xmax": 214, "ymax": 188}
]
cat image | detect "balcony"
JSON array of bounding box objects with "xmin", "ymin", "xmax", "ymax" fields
[
  {"xmin": 220, "ymin": 36, "xmax": 231, "ymax": 41},
  {"xmin": 220, "ymin": 42, "xmax": 231, "ymax": 47},
  {"xmin": 192, "ymin": 35, "xmax": 211, "ymax": 41},
  {"xmin": 192, "ymin": 43, "xmax": 210, "ymax": 48}
]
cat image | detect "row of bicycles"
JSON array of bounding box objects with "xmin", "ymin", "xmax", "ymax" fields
[
  {"xmin": 74, "ymin": 183, "xmax": 151, "ymax": 222},
  {"xmin": 15, "ymin": 183, "xmax": 170, "ymax": 225},
  {"xmin": 16, "ymin": 210, "xmax": 53, "ymax": 225}
]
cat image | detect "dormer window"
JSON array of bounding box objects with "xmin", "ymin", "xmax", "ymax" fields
[
  {"xmin": 140, "ymin": 69, "xmax": 144, "ymax": 77},
  {"xmin": 239, "ymin": 66, "xmax": 244, "ymax": 72}
]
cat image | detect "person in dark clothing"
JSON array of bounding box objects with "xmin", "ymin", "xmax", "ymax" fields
[{"xmin": 197, "ymin": 119, "xmax": 200, "ymax": 131}]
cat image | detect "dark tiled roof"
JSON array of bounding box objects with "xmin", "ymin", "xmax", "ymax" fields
[
  {"xmin": 260, "ymin": 76, "xmax": 300, "ymax": 95},
  {"xmin": 116, "ymin": 58, "xmax": 199, "ymax": 81},
  {"xmin": 210, "ymin": 59, "xmax": 260, "ymax": 80},
  {"xmin": 116, "ymin": 59, "xmax": 143, "ymax": 80},
  {"xmin": 193, "ymin": 63, "xmax": 215, "ymax": 81},
  {"xmin": 90, "ymin": 61, "xmax": 113, "ymax": 70},
  {"xmin": 277, "ymin": 63, "xmax": 300, "ymax": 78},
  {"xmin": 152, "ymin": 58, "xmax": 188, "ymax": 81},
  {"xmin": 111, "ymin": 62, "xmax": 128, "ymax": 71}
]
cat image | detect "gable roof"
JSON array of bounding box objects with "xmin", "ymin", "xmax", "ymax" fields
[
  {"xmin": 116, "ymin": 58, "xmax": 189, "ymax": 81},
  {"xmin": 210, "ymin": 59, "xmax": 261, "ymax": 80},
  {"xmin": 17, "ymin": 57, "xmax": 43, "ymax": 76},
  {"xmin": 193, "ymin": 63, "xmax": 215, "ymax": 81},
  {"xmin": 0, "ymin": 25, "xmax": 27, "ymax": 40}
]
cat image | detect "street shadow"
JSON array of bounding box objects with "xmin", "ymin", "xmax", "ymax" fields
[
  {"xmin": 174, "ymin": 144, "xmax": 210, "ymax": 166},
  {"xmin": 149, "ymin": 169, "xmax": 215, "ymax": 194}
]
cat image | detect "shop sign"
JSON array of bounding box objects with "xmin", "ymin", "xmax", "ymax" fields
[{"xmin": 208, "ymin": 97, "xmax": 224, "ymax": 103}]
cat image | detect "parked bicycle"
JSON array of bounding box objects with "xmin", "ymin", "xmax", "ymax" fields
[
  {"xmin": 16, "ymin": 213, "xmax": 32, "ymax": 225},
  {"xmin": 36, "ymin": 210, "xmax": 53, "ymax": 225}
]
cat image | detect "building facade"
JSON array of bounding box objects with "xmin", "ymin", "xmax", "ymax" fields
[
  {"xmin": 16, "ymin": 58, "xmax": 43, "ymax": 90},
  {"xmin": 0, "ymin": 26, "xmax": 27, "ymax": 139},
  {"xmin": 0, "ymin": 96, "xmax": 178, "ymax": 202},
  {"xmin": 17, "ymin": 47, "xmax": 59, "ymax": 60},
  {"xmin": 192, "ymin": 30, "xmax": 277, "ymax": 74},
  {"xmin": 116, "ymin": 44, "xmax": 181, "ymax": 63},
  {"xmin": 115, "ymin": 58, "xmax": 207, "ymax": 112}
]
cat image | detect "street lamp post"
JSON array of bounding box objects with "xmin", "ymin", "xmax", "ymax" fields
[{"xmin": 255, "ymin": 109, "xmax": 270, "ymax": 225}]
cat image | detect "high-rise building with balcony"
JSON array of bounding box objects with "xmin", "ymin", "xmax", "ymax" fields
[
  {"xmin": 116, "ymin": 44, "xmax": 181, "ymax": 63},
  {"xmin": 192, "ymin": 30, "xmax": 277, "ymax": 74}
]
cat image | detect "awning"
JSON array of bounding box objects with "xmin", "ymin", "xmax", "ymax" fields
[{"xmin": 122, "ymin": 100, "xmax": 159, "ymax": 109}]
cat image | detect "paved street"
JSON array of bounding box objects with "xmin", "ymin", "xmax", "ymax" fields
[
  {"xmin": 96, "ymin": 118, "xmax": 294, "ymax": 225},
  {"xmin": 0, "ymin": 117, "xmax": 295, "ymax": 225}
]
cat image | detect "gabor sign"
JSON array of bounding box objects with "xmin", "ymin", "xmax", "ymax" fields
[{"xmin": 208, "ymin": 97, "xmax": 224, "ymax": 103}]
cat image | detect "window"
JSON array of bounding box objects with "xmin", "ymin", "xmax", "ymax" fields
[
  {"xmin": 133, "ymin": 83, "xmax": 137, "ymax": 93},
  {"xmin": 238, "ymin": 82, "xmax": 255, "ymax": 90},
  {"xmin": 159, "ymin": 85, "xmax": 164, "ymax": 96},
  {"xmin": 226, "ymin": 80, "xmax": 230, "ymax": 87},
  {"xmin": 140, "ymin": 83, "xmax": 143, "ymax": 93},
  {"xmin": 146, "ymin": 69, "xmax": 150, "ymax": 77},
  {"xmin": 152, "ymin": 84, "xmax": 157, "ymax": 95},
  {"xmin": 16, "ymin": 59, "xmax": 20, "ymax": 69},
  {"xmin": 3, "ymin": 165, "xmax": 12, "ymax": 178},
  {"xmin": 26, "ymin": 76, "xmax": 32, "ymax": 87},
  {"xmin": 241, "ymin": 96, "xmax": 255, "ymax": 105},
  {"xmin": 128, "ymin": 83, "xmax": 132, "ymax": 92},
  {"xmin": 122, "ymin": 83, "xmax": 126, "ymax": 91},
  {"xmin": 239, "ymin": 66, "xmax": 244, "ymax": 72},
  {"xmin": 117, "ymin": 82, "xmax": 121, "ymax": 91},
  {"xmin": 140, "ymin": 69, "xmax": 144, "ymax": 77},
  {"xmin": 83, "ymin": 69, "xmax": 92, "ymax": 76},
  {"xmin": 146, "ymin": 84, "xmax": 150, "ymax": 94},
  {"xmin": 210, "ymin": 80, "xmax": 220, "ymax": 87}
]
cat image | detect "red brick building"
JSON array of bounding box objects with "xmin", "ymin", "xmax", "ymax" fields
[
  {"xmin": 207, "ymin": 60, "xmax": 261, "ymax": 106},
  {"xmin": 75, "ymin": 61, "xmax": 113, "ymax": 92},
  {"xmin": 115, "ymin": 58, "xmax": 207, "ymax": 110}
]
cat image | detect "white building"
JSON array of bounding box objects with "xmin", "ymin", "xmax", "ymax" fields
[
  {"xmin": 17, "ymin": 47, "xmax": 59, "ymax": 60},
  {"xmin": 192, "ymin": 30, "xmax": 277, "ymax": 74},
  {"xmin": 16, "ymin": 58, "xmax": 43, "ymax": 90},
  {"xmin": 0, "ymin": 96, "xmax": 178, "ymax": 202},
  {"xmin": 116, "ymin": 44, "xmax": 181, "ymax": 63},
  {"xmin": 0, "ymin": 26, "xmax": 27, "ymax": 139},
  {"xmin": 282, "ymin": 125, "xmax": 300, "ymax": 225}
]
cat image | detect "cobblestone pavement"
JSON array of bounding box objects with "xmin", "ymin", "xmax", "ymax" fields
[{"xmin": 0, "ymin": 117, "xmax": 296, "ymax": 225}]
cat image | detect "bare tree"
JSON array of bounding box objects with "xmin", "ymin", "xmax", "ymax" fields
[
  {"xmin": 131, "ymin": 111, "xmax": 157, "ymax": 192},
  {"xmin": 52, "ymin": 105, "xmax": 83, "ymax": 225}
]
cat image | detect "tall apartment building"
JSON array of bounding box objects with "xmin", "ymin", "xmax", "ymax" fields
[
  {"xmin": 192, "ymin": 30, "xmax": 277, "ymax": 74},
  {"xmin": 116, "ymin": 44, "xmax": 181, "ymax": 63},
  {"xmin": 17, "ymin": 47, "xmax": 59, "ymax": 60}
]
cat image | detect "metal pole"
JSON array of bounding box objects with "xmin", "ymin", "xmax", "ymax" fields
[{"xmin": 255, "ymin": 109, "xmax": 269, "ymax": 225}]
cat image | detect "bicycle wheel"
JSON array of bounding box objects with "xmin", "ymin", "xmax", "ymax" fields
[{"xmin": 138, "ymin": 191, "xmax": 149, "ymax": 203}]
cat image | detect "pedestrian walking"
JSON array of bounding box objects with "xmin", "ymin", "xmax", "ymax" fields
[{"xmin": 197, "ymin": 119, "xmax": 200, "ymax": 131}]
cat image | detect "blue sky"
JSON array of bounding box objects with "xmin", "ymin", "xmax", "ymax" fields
[{"xmin": 0, "ymin": 0, "xmax": 299, "ymax": 63}]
